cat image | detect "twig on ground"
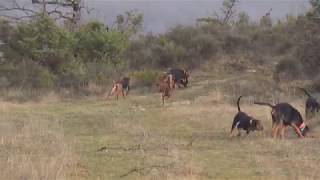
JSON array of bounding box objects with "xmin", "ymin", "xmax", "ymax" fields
[{"xmin": 119, "ymin": 163, "xmax": 174, "ymax": 178}]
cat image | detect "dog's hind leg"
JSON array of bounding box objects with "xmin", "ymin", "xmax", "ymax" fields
[
  {"xmin": 272, "ymin": 125, "xmax": 277, "ymax": 138},
  {"xmin": 229, "ymin": 129, "xmax": 234, "ymax": 137},
  {"xmin": 230, "ymin": 120, "xmax": 239, "ymax": 137},
  {"xmin": 161, "ymin": 93, "xmax": 165, "ymax": 106},
  {"xmin": 229, "ymin": 127, "xmax": 235, "ymax": 137},
  {"xmin": 237, "ymin": 129, "xmax": 241, "ymax": 137},
  {"xmin": 273, "ymin": 124, "xmax": 280, "ymax": 138}
]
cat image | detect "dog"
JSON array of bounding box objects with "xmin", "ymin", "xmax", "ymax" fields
[
  {"xmin": 107, "ymin": 77, "xmax": 130, "ymax": 100},
  {"xmin": 254, "ymin": 101, "xmax": 309, "ymax": 138},
  {"xmin": 120, "ymin": 77, "xmax": 130, "ymax": 96},
  {"xmin": 230, "ymin": 96, "xmax": 263, "ymax": 137},
  {"xmin": 168, "ymin": 68, "xmax": 189, "ymax": 89},
  {"xmin": 298, "ymin": 87, "xmax": 319, "ymax": 120},
  {"xmin": 157, "ymin": 73, "xmax": 173, "ymax": 105}
]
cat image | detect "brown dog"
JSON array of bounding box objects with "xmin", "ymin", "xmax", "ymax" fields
[
  {"xmin": 157, "ymin": 73, "xmax": 173, "ymax": 105},
  {"xmin": 106, "ymin": 79, "xmax": 128, "ymax": 100}
]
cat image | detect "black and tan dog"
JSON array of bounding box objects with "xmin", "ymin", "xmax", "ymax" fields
[
  {"xmin": 167, "ymin": 68, "xmax": 189, "ymax": 89},
  {"xmin": 254, "ymin": 101, "xmax": 309, "ymax": 138},
  {"xmin": 230, "ymin": 96, "xmax": 263, "ymax": 137},
  {"xmin": 298, "ymin": 87, "xmax": 319, "ymax": 120}
]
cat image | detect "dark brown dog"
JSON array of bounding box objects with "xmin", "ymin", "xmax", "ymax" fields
[
  {"xmin": 254, "ymin": 101, "xmax": 309, "ymax": 138},
  {"xmin": 298, "ymin": 87, "xmax": 319, "ymax": 120},
  {"xmin": 230, "ymin": 96, "xmax": 263, "ymax": 137}
]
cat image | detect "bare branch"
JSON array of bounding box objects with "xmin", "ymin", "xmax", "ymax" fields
[{"xmin": 0, "ymin": 0, "xmax": 89, "ymax": 26}]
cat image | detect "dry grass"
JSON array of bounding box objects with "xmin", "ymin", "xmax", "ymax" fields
[
  {"xmin": 1, "ymin": 70, "xmax": 320, "ymax": 179},
  {"xmin": 0, "ymin": 103, "xmax": 83, "ymax": 180}
]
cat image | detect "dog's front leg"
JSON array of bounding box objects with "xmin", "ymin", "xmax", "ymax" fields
[
  {"xmin": 292, "ymin": 124, "xmax": 304, "ymax": 138},
  {"xmin": 121, "ymin": 90, "xmax": 125, "ymax": 99}
]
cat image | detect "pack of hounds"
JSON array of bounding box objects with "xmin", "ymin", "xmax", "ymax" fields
[{"xmin": 106, "ymin": 68, "xmax": 319, "ymax": 139}]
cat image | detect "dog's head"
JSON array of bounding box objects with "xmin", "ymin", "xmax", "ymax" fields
[
  {"xmin": 250, "ymin": 119, "xmax": 264, "ymax": 131},
  {"xmin": 302, "ymin": 125, "xmax": 310, "ymax": 136},
  {"xmin": 299, "ymin": 122, "xmax": 310, "ymax": 137}
]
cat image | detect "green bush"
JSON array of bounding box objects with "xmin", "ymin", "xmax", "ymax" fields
[
  {"xmin": 74, "ymin": 22, "xmax": 128, "ymax": 65},
  {"xmin": 130, "ymin": 70, "xmax": 160, "ymax": 89},
  {"xmin": 2, "ymin": 61, "xmax": 56, "ymax": 89}
]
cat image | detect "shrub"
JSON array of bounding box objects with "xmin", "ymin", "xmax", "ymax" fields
[
  {"xmin": 74, "ymin": 22, "xmax": 128, "ymax": 65},
  {"xmin": 4, "ymin": 16, "xmax": 74, "ymax": 72},
  {"xmin": 273, "ymin": 57, "xmax": 302, "ymax": 82},
  {"xmin": 2, "ymin": 60, "xmax": 56, "ymax": 89},
  {"xmin": 130, "ymin": 70, "xmax": 160, "ymax": 89}
]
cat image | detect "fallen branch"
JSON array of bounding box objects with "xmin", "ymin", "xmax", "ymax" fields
[
  {"xmin": 119, "ymin": 163, "xmax": 174, "ymax": 178},
  {"xmin": 96, "ymin": 144, "xmax": 142, "ymax": 152}
]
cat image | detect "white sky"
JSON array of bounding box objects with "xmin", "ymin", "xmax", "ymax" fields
[{"xmin": 1, "ymin": 0, "xmax": 311, "ymax": 33}]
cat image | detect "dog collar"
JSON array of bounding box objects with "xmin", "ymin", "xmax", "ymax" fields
[{"xmin": 299, "ymin": 122, "xmax": 306, "ymax": 132}]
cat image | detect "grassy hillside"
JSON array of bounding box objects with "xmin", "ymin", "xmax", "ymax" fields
[{"xmin": 1, "ymin": 70, "xmax": 320, "ymax": 180}]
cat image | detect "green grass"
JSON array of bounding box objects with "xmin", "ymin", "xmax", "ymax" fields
[{"xmin": 2, "ymin": 71, "xmax": 320, "ymax": 179}]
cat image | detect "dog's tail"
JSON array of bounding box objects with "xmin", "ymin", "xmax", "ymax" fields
[
  {"xmin": 254, "ymin": 102, "xmax": 275, "ymax": 108},
  {"xmin": 298, "ymin": 87, "xmax": 311, "ymax": 98},
  {"xmin": 237, "ymin": 96, "xmax": 243, "ymax": 112},
  {"xmin": 106, "ymin": 83, "xmax": 117, "ymax": 99}
]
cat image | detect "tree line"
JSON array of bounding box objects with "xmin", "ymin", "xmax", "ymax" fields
[{"xmin": 0, "ymin": 0, "xmax": 319, "ymax": 94}]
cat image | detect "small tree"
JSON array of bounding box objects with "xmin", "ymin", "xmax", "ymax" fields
[
  {"xmin": 310, "ymin": 0, "xmax": 320, "ymax": 16},
  {"xmin": 112, "ymin": 10, "xmax": 143, "ymax": 36},
  {"xmin": 197, "ymin": 0, "xmax": 239, "ymax": 25},
  {"xmin": 237, "ymin": 12, "xmax": 250, "ymax": 26},
  {"xmin": 1, "ymin": 16, "xmax": 75, "ymax": 88},
  {"xmin": 260, "ymin": 15, "xmax": 272, "ymax": 29}
]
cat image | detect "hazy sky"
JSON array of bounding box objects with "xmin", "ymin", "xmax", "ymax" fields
[
  {"xmin": 1, "ymin": 0, "xmax": 311, "ymax": 33},
  {"xmin": 85, "ymin": 0, "xmax": 311, "ymax": 33}
]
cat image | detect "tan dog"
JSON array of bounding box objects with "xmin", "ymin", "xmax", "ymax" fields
[
  {"xmin": 106, "ymin": 81, "xmax": 125, "ymax": 100},
  {"xmin": 157, "ymin": 73, "xmax": 173, "ymax": 105}
]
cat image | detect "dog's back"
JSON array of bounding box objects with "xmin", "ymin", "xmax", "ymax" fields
[
  {"xmin": 231, "ymin": 112, "xmax": 252, "ymax": 131},
  {"xmin": 273, "ymin": 103, "xmax": 304, "ymax": 126}
]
